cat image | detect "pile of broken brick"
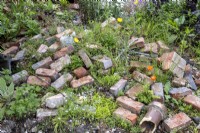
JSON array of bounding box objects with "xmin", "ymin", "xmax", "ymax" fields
[
  {"xmin": 112, "ymin": 36, "xmax": 200, "ymax": 132},
  {"xmin": 1, "ymin": 21, "xmax": 200, "ymax": 132}
]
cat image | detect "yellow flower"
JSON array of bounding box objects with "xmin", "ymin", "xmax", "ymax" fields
[
  {"xmin": 134, "ymin": 0, "xmax": 139, "ymax": 5},
  {"xmin": 117, "ymin": 18, "xmax": 123, "ymax": 23},
  {"xmin": 74, "ymin": 37, "xmax": 79, "ymax": 43}
]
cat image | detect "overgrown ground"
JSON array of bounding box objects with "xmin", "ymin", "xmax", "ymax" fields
[{"xmin": 0, "ymin": 0, "xmax": 200, "ymax": 133}]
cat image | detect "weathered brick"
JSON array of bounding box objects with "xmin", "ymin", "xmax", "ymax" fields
[
  {"xmin": 2, "ymin": 46, "xmax": 19, "ymax": 55},
  {"xmin": 92, "ymin": 55, "xmax": 113, "ymax": 69},
  {"xmin": 31, "ymin": 34, "xmax": 42, "ymax": 40},
  {"xmin": 125, "ymin": 83, "xmax": 144, "ymax": 100},
  {"xmin": 78, "ymin": 49, "xmax": 92, "ymax": 68},
  {"xmin": 101, "ymin": 17, "xmax": 116, "ymax": 28},
  {"xmin": 55, "ymin": 29, "xmax": 74, "ymax": 40},
  {"xmin": 184, "ymin": 94, "xmax": 200, "ymax": 111},
  {"xmin": 141, "ymin": 42, "xmax": 158, "ymax": 54},
  {"xmin": 116, "ymin": 96, "xmax": 144, "ymax": 114},
  {"xmin": 195, "ymin": 79, "xmax": 200, "ymax": 87},
  {"xmin": 128, "ymin": 37, "xmax": 145, "ymax": 49},
  {"xmin": 53, "ymin": 45, "xmax": 74, "ymax": 60},
  {"xmin": 45, "ymin": 93, "xmax": 66, "ymax": 109},
  {"xmin": 163, "ymin": 112, "xmax": 192, "ymax": 132},
  {"xmin": 70, "ymin": 75, "xmax": 94, "ymax": 88},
  {"xmin": 159, "ymin": 52, "xmax": 186, "ymax": 78},
  {"xmin": 37, "ymin": 44, "xmax": 48, "ymax": 54},
  {"xmin": 12, "ymin": 70, "xmax": 29, "ymax": 85},
  {"xmin": 73, "ymin": 67, "xmax": 88, "ymax": 78},
  {"xmin": 172, "ymin": 77, "xmax": 186, "ymax": 87},
  {"xmin": 36, "ymin": 68, "xmax": 59, "ymax": 81},
  {"xmin": 12, "ymin": 49, "xmax": 26, "ymax": 61},
  {"xmin": 151, "ymin": 83, "xmax": 164, "ymax": 102},
  {"xmin": 132, "ymin": 71, "xmax": 153, "ymax": 85},
  {"xmin": 110, "ymin": 79, "xmax": 127, "ymax": 96},
  {"xmin": 46, "ymin": 36, "xmax": 56, "ymax": 45},
  {"xmin": 57, "ymin": 26, "xmax": 65, "ymax": 34},
  {"xmin": 157, "ymin": 41, "xmax": 170, "ymax": 54},
  {"xmin": 51, "ymin": 73, "xmax": 73, "ymax": 90},
  {"xmin": 49, "ymin": 42, "xmax": 61, "ymax": 52},
  {"xmin": 36, "ymin": 108, "xmax": 57, "ymax": 118},
  {"xmin": 50, "ymin": 55, "xmax": 71, "ymax": 72},
  {"xmin": 32, "ymin": 57, "xmax": 53, "ymax": 70},
  {"xmin": 184, "ymin": 71, "xmax": 197, "ymax": 91},
  {"xmin": 130, "ymin": 61, "xmax": 148, "ymax": 72},
  {"xmin": 27, "ymin": 76, "xmax": 51, "ymax": 87},
  {"xmin": 169, "ymin": 87, "xmax": 193, "ymax": 99},
  {"xmin": 113, "ymin": 107, "xmax": 138, "ymax": 125}
]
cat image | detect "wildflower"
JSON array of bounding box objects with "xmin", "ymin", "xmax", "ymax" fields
[
  {"xmin": 117, "ymin": 18, "xmax": 123, "ymax": 23},
  {"xmin": 150, "ymin": 75, "xmax": 156, "ymax": 81},
  {"xmin": 74, "ymin": 37, "xmax": 79, "ymax": 43},
  {"xmin": 134, "ymin": 0, "xmax": 139, "ymax": 5},
  {"xmin": 147, "ymin": 65, "xmax": 153, "ymax": 71}
]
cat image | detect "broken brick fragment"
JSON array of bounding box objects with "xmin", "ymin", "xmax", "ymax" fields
[
  {"xmin": 70, "ymin": 75, "xmax": 94, "ymax": 88},
  {"xmin": 169, "ymin": 87, "xmax": 193, "ymax": 99},
  {"xmin": 2, "ymin": 46, "xmax": 19, "ymax": 55},
  {"xmin": 27, "ymin": 76, "xmax": 51, "ymax": 87},
  {"xmin": 73, "ymin": 67, "xmax": 88, "ymax": 79},
  {"xmin": 184, "ymin": 94, "xmax": 200, "ymax": 111}
]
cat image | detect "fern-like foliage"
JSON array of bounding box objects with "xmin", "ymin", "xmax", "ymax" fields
[{"xmin": 0, "ymin": 77, "xmax": 14, "ymax": 101}]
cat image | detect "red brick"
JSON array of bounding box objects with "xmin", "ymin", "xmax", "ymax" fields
[
  {"xmin": 27, "ymin": 76, "xmax": 51, "ymax": 87},
  {"xmin": 184, "ymin": 94, "xmax": 200, "ymax": 111},
  {"xmin": 128, "ymin": 37, "xmax": 145, "ymax": 49},
  {"xmin": 157, "ymin": 41, "xmax": 170, "ymax": 54},
  {"xmin": 55, "ymin": 29, "xmax": 74, "ymax": 40},
  {"xmin": 195, "ymin": 79, "xmax": 200, "ymax": 87},
  {"xmin": 73, "ymin": 67, "xmax": 88, "ymax": 78},
  {"xmin": 113, "ymin": 107, "xmax": 138, "ymax": 125},
  {"xmin": 116, "ymin": 96, "xmax": 144, "ymax": 114},
  {"xmin": 130, "ymin": 61, "xmax": 148, "ymax": 72},
  {"xmin": 78, "ymin": 49, "xmax": 92, "ymax": 68},
  {"xmin": 37, "ymin": 44, "xmax": 48, "ymax": 54},
  {"xmin": 70, "ymin": 75, "xmax": 94, "ymax": 88},
  {"xmin": 2, "ymin": 46, "xmax": 19, "ymax": 55},
  {"xmin": 163, "ymin": 112, "xmax": 192, "ymax": 132},
  {"xmin": 172, "ymin": 77, "xmax": 186, "ymax": 87},
  {"xmin": 36, "ymin": 68, "xmax": 59, "ymax": 81},
  {"xmin": 49, "ymin": 42, "xmax": 61, "ymax": 51},
  {"xmin": 53, "ymin": 45, "xmax": 74, "ymax": 60},
  {"xmin": 50, "ymin": 55, "xmax": 71, "ymax": 72},
  {"xmin": 132, "ymin": 71, "xmax": 153, "ymax": 85},
  {"xmin": 125, "ymin": 83, "xmax": 144, "ymax": 100}
]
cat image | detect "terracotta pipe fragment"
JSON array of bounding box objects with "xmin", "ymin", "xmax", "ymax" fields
[{"xmin": 140, "ymin": 101, "xmax": 167, "ymax": 133}]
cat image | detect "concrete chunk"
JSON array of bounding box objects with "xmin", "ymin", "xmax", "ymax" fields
[
  {"xmin": 36, "ymin": 108, "xmax": 57, "ymax": 118},
  {"xmin": 92, "ymin": 55, "xmax": 113, "ymax": 69},
  {"xmin": 45, "ymin": 93, "xmax": 66, "ymax": 109},
  {"xmin": 12, "ymin": 70, "xmax": 29, "ymax": 85},
  {"xmin": 110, "ymin": 79, "xmax": 127, "ymax": 96},
  {"xmin": 51, "ymin": 73, "xmax": 73, "ymax": 90}
]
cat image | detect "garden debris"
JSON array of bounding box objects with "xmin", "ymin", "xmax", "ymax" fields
[
  {"xmin": 51, "ymin": 73, "xmax": 73, "ymax": 90},
  {"xmin": 50, "ymin": 54, "xmax": 71, "ymax": 72},
  {"xmin": 163, "ymin": 112, "xmax": 192, "ymax": 132},
  {"xmin": 113, "ymin": 107, "xmax": 138, "ymax": 125},
  {"xmin": 73, "ymin": 67, "xmax": 88, "ymax": 79},
  {"xmin": 27, "ymin": 76, "xmax": 51, "ymax": 87},
  {"xmin": 169, "ymin": 87, "xmax": 193, "ymax": 99},
  {"xmin": 36, "ymin": 108, "xmax": 58, "ymax": 119},
  {"xmin": 151, "ymin": 83, "xmax": 164, "ymax": 103},
  {"xmin": 45, "ymin": 93, "xmax": 66, "ymax": 109},
  {"xmin": 172, "ymin": 77, "xmax": 186, "ymax": 87},
  {"xmin": 32, "ymin": 57, "xmax": 53, "ymax": 70},
  {"xmin": 12, "ymin": 70, "xmax": 29, "ymax": 85},
  {"xmin": 36, "ymin": 68, "xmax": 59, "ymax": 81},
  {"xmin": 125, "ymin": 83, "xmax": 144, "ymax": 100},
  {"xmin": 78, "ymin": 49, "xmax": 92, "ymax": 68},
  {"xmin": 140, "ymin": 101, "xmax": 167, "ymax": 133},
  {"xmin": 110, "ymin": 79, "xmax": 127, "ymax": 96},
  {"xmin": 70, "ymin": 75, "xmax": 94, "ymax": 88},
  {"xmin": 116, "ymin": 96, "xmax": 144, "ymax": 114},
  {"xmin": 92, "ymin": 55, "xmax": 113, "ymax": 70},
  {"xmin": 184, "ymin": 94, "xmax": 200, "ymax": 111}
]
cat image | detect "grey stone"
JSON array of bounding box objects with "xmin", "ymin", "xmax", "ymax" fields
[
  {"xmin": 45, "ymin": 93, "xmax": 66, "ymax": 109},
  {"xmin": 184, "ymin": 72, "xmax": 197, "ymax": 91},
  {"xmin": 151, "ymin": 83, "xmax": 164, "ymax": 102},
  {"xmin": 12, "ymin": 49, "xmax": 26, "ymax": 61},
  {"xmin": 60, "ymin": 35, "xmax": 74, "ymax": 47},
  {"xmin": 32, "ymin": 57, "xmax": 52, "ymax": 70},
  {"xmin": 92, "ymin": 55, "xmax": 113, "ymax": 69},
  {"xmin": 57, "ymin": 26, "xmax": 65, "ymax": 34},
  {"xmin": 78, "ymin": 50, "xmax": 92, "ymax": 68},
  {"xmin": 36, "ymin": 108, "xmax": 58, "ymax": 118},
  {"xmin": 110, "ymin": 79, "xmax": 127, "ymax": 96},
  {"xmin": 12, "ymin": 70, "xmax": 29, "ymax": 85},
  {"xmin": 31, "ymin": 34, "xmax": 42, "ymax": 40},
  {"xmin": 50, "ymin": 55, "xmax": 71, "ymax": 72},
  {"xmin": 51, "ymin": 73, "xmax": 73, "ymax": 90},
  {"xmin": 37, "ymin": 44, "xmax": 48, "ymax": 54}
]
